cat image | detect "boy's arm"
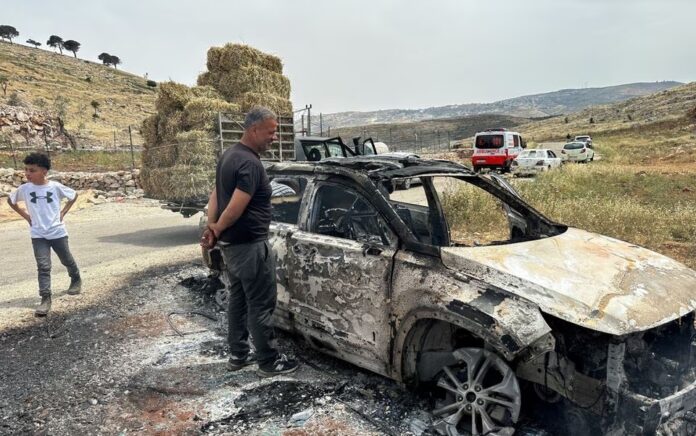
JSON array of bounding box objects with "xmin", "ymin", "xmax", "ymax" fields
[
  {"xmin": 60, "ymin": 192, "xmax": 78, "ymax": 222},
  {"xmin": 7, "ymin": 197, "xmax": 31, "ymax": 225}
]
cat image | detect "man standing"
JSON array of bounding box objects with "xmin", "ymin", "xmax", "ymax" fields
[{"xmin": 202, "ymin": 107, "xmax": 298, "ymax": 377}]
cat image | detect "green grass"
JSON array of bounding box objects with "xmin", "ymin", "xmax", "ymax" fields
[
  {"xmin": 439, "ymin": 162, "xmax": 696, "ymax": 268},
  {"xmin": 512, "ymin": 163, "xmax": 696, "ymax": 268},
  {"xmin": 0, "ymin": 150, "xmax": 141, "ymax": 172}
]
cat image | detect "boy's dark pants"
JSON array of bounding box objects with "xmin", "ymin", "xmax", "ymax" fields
[
  {"xmin": 31, "ymin": 236, "xmax": 80, "ymax": 297},
  {"xmin": 220, "ymin": 240, "xmax": 279, "ymax": 367}
]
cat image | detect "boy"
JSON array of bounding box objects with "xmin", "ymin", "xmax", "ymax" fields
[{"xmin": 7, "ymin": 152, "xmax": 82, "ymax": 316}]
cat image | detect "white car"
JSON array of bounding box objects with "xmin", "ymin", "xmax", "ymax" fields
[
  {"xmin": 511, "ymin": 148, "xmax": 562, "ymax": 176},
  {"xmin": 561, "ymin": 141, "xmax": 595, "ymax": 163}
]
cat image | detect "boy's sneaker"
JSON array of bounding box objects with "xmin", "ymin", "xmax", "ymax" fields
[
  {"xmin": 228, "ymin": 353, "xmax": 255, "ymax": 371},
  {"xmin": 257, "ymin": 354, "xmax": 298, "ymax": 377},
  {"xmin": 35, "ymin": 296, "xmax": 51, "ymax": 317},
  {"xmin": 67, "ymin": 277, "xmax": 82, "ymax": 295}
]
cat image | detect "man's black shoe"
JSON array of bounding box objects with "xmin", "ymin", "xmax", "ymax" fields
[
  {"xmin": 257, "ymin": 354, "xmax": 298, "ymax": 377},
  {"xmin": 228, "ymin": 354, "xmax": 255, "ymax": 371}
]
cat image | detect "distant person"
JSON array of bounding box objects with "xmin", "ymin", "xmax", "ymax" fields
[
  {"xmin": 201, "ymin": 106, "xmax": 298, "ymax": 377},
  {"xmin": 7, "ymin": 152, "xmax": 82, "ymax": 317},
  {"xmin": 566, "ymin": 133, "xmax": 571, "ymax": 141}
]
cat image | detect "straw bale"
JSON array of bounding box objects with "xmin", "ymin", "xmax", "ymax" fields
[
  {"xmin": 155, "ymin": 81, "xmax": 193, "ymax": 115},
  {"xmin": 157, "ymin": 111, "xmax": 187, "ymax": 142},
  {"xmin": 197, "ymin": 72, "xmax": 213, "ymax": 87},
  {"xmin": 141, "ymin": 165, "xmax": 214, "ymax": 202},
  {"xmin": 142, "ymin": 142, "xmax": 177, "ymax": 168},
  {"xmin": 175, "ymin": 130, "xmax": 217, "ymax": 167},
  {"xmin": 210, "ymin": 66, "xmax": 291, "ymax": 101},
  {"xmin": 237, "ymin": 92, "xmax": 292, "ymax": 116},
  {"xmin": 141, "ymin": 115, "xmax": 160, "ymax": 146},
  {"xmin": 191, "ymin": 85, "xmax": 223, "ymax": 100},
  {"xmin": 184, "ymin": 97, "xmax": 240, "ymax": 131},
  {"xmin": 207, "ymin": 44, "xmax": 283, "ymax": 74}
]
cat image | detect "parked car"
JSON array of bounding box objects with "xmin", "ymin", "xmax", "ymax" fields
[
  {"xmin": 574, "ymin": 135, "xmax": 593, "ymax": 147},
  {"xmin": 561, "ymin": 141, "xmax": 595, "ymax": 163},
  {"xmin": 511, "ymin": 148, "xmax": 562, "ymax": 176},
  {"xmin": 471, "ymin": 129, "xmax": 526, "ymax": 173},
  {"xmin": 202, "ymin": 155, "xmax": 696, "ymax": 436}
]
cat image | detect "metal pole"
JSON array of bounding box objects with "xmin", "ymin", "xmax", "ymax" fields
[
  {"xmin": 328, "ymin": 126, "xmax": 331, "ymax": 136},
  {"xmin": 128, "ymin": 125, "xmax": 135, "ymax": 170},
  {"xmin": 301, "ymin": 114, "xmax": 305, "ymax": 136},
  {"xmin": 389, "ymin": 127, "xmax": 393, "ymax": 144},
  {"xmin": 319, "ymin": 113, "xmax": 323, "ymax": 136},
  {"xmin": 306, "ymin": 104, "xmax": 312, "ymax": 136},
  {"xmin": 9, "ymin": 141, "xmax": 18, "ymax": 168}
]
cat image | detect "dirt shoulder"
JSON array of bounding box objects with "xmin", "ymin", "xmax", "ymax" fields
[{"xmin": 0, "ymin": 263, "xmax": 432, "ymax": 436}]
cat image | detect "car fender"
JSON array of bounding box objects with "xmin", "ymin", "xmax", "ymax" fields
[{"xmin": 390, "ymin": 284, "xmax": 553, "ymax": 381}]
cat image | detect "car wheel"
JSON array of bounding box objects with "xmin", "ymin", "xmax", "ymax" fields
[
  {"xmin": 431, "ymin": 348, "xmax": 521, "ymax": 436},
  {"xmin": 546, "ymin": 165, "xmax": 551, "ymax": 172}
]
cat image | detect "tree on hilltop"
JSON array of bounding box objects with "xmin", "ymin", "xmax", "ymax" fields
[
  {"xmin": 26, "ymin": 39, "xmax": 41, "ymax": 48},
  {"xmin": 62, "ymin": 40, "xmax": 81, "ymax": 58},
  {"xmin": 47, "ymin": 35, "xmax": 63, "ymax": 54},
  {"xmin": 97, "ymin": 52, "xmax": 122, "ymax": 69},
  {"xmin": 0, "ymin": 25, "xmax": 19, "ymax": 43},
  {"xmin": 98, "ymin": 52, "xmax": 112, "ymax": 65}
]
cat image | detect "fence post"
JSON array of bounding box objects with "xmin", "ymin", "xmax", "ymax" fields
[
  {"xmin": 128, "ymin": 125, "xmax": 135, "ymax": 170},
  {"xmin": 9, "ymin": 142, "xmax": 18, "ymax": 168}
]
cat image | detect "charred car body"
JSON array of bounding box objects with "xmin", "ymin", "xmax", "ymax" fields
[{"xmin": 204, "ymin": 156, "xmax": 696, "ymax": 435}]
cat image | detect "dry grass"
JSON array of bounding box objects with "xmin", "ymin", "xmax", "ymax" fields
[
  {"xmin": 439, "ymin": 162, "xmax": 696, "ymax": 268},
  {"xmin": 0, "ymin": 41, "xmax": 156, "ymax": 147}
]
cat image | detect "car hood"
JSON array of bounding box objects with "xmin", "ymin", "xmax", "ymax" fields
[{"xmin": 441, "ymin": 228, "xmax": 696, "ymax": 335}]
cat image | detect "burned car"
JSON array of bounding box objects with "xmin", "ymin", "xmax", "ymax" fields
[{"xmin": 204, "ymin": 156, "xmax": 696, "ymax": 435}]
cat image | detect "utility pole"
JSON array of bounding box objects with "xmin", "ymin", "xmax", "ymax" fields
[
  {"xmin": 306, "ymin": 104, "xmax": 312, "ymax": 136},
  {"xmin": 301, "ymin": 114, "xmax": 305, "ymax": 135},
  {"xmin": 319, "ymin": 113, "xmax": 323, "ymax": 136}
]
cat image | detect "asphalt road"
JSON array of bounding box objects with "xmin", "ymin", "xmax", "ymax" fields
[{"xmin": 0, "ymin": 200, "xmax": 201, "ymax": 330}]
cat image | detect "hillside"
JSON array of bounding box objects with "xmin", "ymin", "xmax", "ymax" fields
[
  {"xmin": 315, "ymin": 82, "xmax": 682, "ymax": 130},
  {"xmin": 0, "ymin": 41, "xmax": 156, "ymax": 147},
  {"xmin": 331, "ymin": 114, "xmax": 532, "ymax": 152},
  {"xmin": 519, "ymin": 81, "xmax": 696, "ymax": 164}
]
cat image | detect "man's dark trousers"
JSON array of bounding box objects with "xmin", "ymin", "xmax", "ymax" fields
[{"xmin": 221, "ymin": 239, "xmax": 279, "ymax": 367}]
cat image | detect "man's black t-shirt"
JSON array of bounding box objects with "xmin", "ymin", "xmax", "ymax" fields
[{"xmin": 215, "ymin": 143, "xmax": 272, "ymax": 244}]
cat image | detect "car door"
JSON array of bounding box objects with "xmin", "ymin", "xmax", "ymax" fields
[{"xmin": 285, "ymin": 180, "xmax": 398, "ymax": 375}]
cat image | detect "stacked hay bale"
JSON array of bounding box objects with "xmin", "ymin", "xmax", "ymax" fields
[{"xmin": 140, "ymin": 44, "xmax": 292, "ymax": 202}]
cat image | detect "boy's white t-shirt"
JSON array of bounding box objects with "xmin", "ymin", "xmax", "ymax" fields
[{"xmin": 9, "ymin": 181, "xmax": 76, "ymax": 240}]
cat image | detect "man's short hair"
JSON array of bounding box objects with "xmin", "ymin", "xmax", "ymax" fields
[
  {"xmin": 23, "ymin": 152, "xmax": 51, "ymax": 170},
  {"xmin": 244, "ymin": 106, "xmax": 277, "ymax": 130}
]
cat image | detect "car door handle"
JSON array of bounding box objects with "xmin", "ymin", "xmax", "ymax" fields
[{"xmin": 362, "ymin": 245, "xmax": 383, "ymax": 256}]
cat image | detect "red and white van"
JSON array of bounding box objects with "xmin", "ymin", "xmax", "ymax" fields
[{"xmin": 471, "ymin": 129, "xmax": 526, "ymax": 172}]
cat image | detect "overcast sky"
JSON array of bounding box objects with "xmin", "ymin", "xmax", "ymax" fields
[{"xmin": 4, "ymin": 0, "xmax": 695, "ymax": 114}]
